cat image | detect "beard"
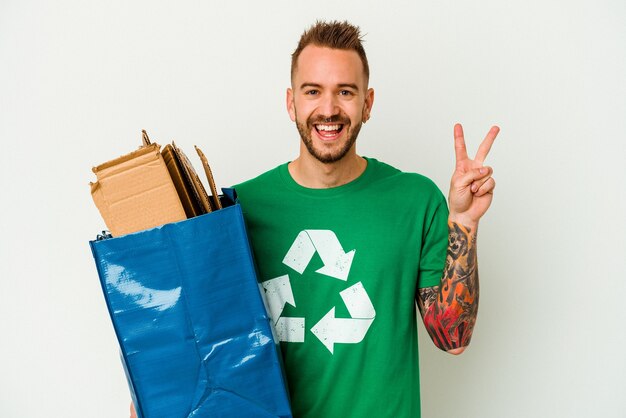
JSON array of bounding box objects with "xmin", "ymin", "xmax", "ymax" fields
[{"xmin": 295, "ymin": 110, "xmax": 363, "ymax": 164}]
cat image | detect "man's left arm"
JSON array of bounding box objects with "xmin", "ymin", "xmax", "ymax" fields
[{"xmin": 417, "ymin": 123, "xmax": 499, "ymax": 355}]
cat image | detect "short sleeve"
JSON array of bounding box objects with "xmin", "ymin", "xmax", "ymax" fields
[{"xmin": 417, "ymin": 198, "xmax": 448, "ymax": 289}]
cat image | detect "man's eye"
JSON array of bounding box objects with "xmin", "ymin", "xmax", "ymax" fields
[
  {"xmin": 339, "ymin": 90, "xmax": 353, "ymax": 96},
  {"xmin": 305, "ymin": 90, "xmax": 319, "ymax": 95}
]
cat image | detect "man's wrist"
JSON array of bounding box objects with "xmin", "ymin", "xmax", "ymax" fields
[{"xmin": 447, "ymin": 214, "xmax": 479, "ymax": 232}]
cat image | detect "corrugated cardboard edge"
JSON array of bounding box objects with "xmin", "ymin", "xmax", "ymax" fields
[
  {"xmin": 195, "ymin": 145, "xmax": 222, "ymax": 210},
  {"xmin": 162, "ymin": 144, "xmax": 203, "ymax": 218},
  {"xmin": 172, "ymin": 142, "xmax": 212, "ymax": 213},
  {"xmin": 91, "ymin": 143, "xmax": 160, "ymax": 175}
]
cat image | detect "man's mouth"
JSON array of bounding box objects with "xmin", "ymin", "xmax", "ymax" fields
[{"xmin": 314, "ymin": 123, "xmax": 344, "ymax": 139}]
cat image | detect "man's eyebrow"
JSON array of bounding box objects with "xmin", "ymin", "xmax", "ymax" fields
[
  {"xmin": 338, "ymin": 83, "xmax": 359, "ymax": 91},
  {"xmin": 299, "ymin": 82, "xmax": 360, "ymax": 91},
  {"xmin": 299, "ymin": 83, "xmax": 321, "ymax": 90}
]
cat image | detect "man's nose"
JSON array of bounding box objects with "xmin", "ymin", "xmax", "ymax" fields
[{"xmin": 318, "ymin": 92, "xmax": 339, "ymax": 117}]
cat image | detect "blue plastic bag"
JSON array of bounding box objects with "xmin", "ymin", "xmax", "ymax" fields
[{"xmin": 90, "ymin": 203, "xmax": 292, "ymax": 418}]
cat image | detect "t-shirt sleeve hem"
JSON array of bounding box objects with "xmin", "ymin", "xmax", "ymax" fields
[{"xmin": 417, "ymin": 275, "xmax": 442, "ymax": 289}]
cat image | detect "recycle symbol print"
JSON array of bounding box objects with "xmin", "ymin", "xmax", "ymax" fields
[{"xmin": 260, "ymin": 230, "xmax": 376, "ymax": 354}]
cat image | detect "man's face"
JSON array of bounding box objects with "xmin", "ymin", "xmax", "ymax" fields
[{"xmin": 287, "ymin": 45, "xmax": 374, "ymax": 164}]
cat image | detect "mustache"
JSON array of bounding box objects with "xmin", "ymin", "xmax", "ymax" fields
[{"xmin": 308, "ymin": 114, "xmax": 350, "ymax": 125}]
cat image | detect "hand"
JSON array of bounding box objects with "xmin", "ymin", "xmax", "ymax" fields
[
  {"xmin": 130, "ymin": 402, "xmax": 137, "ymax": 418},
  {"xmin": 448, "ymin": 123, "xmax": 499, "ymax": 227}
]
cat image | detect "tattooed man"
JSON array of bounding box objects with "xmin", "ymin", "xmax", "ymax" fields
[
  {"xmin": 130, "ymin": 20, "xmax": 499, "ymax": 418},
  {"xmin": 236, "ymin": 21, "xmax": 498, "ymax": 418}
]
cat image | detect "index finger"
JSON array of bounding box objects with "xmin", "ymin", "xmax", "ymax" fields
[
  {"xmin": 454, "ymin": 123, "xmax": 468, "ymax": 164},
  {"xmin": 475, "ymin": 125, "xmax": 500, "ymax": 164}
]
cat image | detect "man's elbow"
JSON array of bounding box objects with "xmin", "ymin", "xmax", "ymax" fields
[
  {"xmin": 446, "ymin": 346, "xmax": 467, "ymax": 355},
  {"xmin": 428, "ymin": 337, "xmax": 469, "ymax": 355}
]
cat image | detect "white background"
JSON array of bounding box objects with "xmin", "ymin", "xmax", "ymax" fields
[{"xmin": 1, "ymin": 1, "xmax": 625, "ymax": 417}]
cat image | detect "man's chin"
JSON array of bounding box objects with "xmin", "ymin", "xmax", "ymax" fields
[{"xmin": 304, "ymin": 140, "xmax": 354, "ymax": 164}]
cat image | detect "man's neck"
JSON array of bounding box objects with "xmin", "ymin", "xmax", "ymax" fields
[{"xmin": 288, "ymin": 153, "xmax": 367, "ymax": 189}]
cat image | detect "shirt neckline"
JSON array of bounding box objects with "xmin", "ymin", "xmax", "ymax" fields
[{"xmin": 278, "ymin": 156, "xmax": 377, "ymax": 198}]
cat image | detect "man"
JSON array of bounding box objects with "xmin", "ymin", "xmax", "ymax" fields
[
  {"xmin": 234, "ymin": 20, "xmax": 498, "ymax": 418},
  {"xmin": 130, "ymin": 20, "xmax": 498, "ymax": 418}
]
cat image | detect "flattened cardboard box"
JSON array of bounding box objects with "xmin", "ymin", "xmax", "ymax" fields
[
  {"xmin": 90, "ymin": 143, "xmax": 186, "ymax": 237},
  {"xmin": 162, "ymin": 144, "xmax": 204, "ymax": 218}
]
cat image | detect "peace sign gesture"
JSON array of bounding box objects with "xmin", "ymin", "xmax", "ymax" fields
[{"xmin": 448, "ymin": 123, "xmax": 500, "ymax": 228}]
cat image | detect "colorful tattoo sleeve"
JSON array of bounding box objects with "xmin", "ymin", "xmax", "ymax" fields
[{"xmin": 417, "ymin": 221, "xmax": 479, "ymax": 351}]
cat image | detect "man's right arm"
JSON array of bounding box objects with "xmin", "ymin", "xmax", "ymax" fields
[
  {"xmin": 416, "ymin": 124, "xmax": 498, "ymax": 355},
  {"xmin": 416, "ymin": 221, "xmax": 479, "ymax": 355}
]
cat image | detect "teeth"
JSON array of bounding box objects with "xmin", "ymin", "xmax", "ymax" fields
[{"xmin": 316, "ymin": 124, "xmax": 341, "ymax": 131}]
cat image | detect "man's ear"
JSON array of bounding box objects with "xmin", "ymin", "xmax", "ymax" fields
[
  {"xmin": 363, "ymin": 88, "xmax": 374, "ymax": 123},
  {"xmin": 286, "ymin": 88, "xmax": 296, "ymax": 122}
]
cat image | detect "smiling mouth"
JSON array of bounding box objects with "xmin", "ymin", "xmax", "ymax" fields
[{"xmin": 314, "ymin": 124, "xmax": 344, "ymax": 139}]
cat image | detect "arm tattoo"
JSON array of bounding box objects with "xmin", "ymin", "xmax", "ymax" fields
[{"xmin": 417, "ymin": 222, "xmax": 479, "ymax": 351}]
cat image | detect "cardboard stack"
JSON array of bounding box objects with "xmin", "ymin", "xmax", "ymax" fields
[{"xmin": 90, "ymin": 130, "xmax": 221, "ymax": 237}]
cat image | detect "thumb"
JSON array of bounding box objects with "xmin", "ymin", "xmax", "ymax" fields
[{"xmin": 454, "ymin": 166, "xmax": 492, "ymax": 187}]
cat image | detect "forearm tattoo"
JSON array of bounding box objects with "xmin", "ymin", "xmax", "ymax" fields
[{"xmin": 417, "ymin": 222, "xmax": 479, "ymax": 351}]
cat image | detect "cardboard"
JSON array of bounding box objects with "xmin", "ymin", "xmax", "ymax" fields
[
  {"xmin": 162, "ymin": 144, "xmax": 206, "ymax": 218},
  {"xmin": 195, "ymin": 145, "xmax": 223, "ymax": 211},
  {"xmin": 171, "ymin": 142, "xmax": 213, "ymax": 213},
  {"xmin": 90, "ymin": 130, "xmax": 223, "ymax": 237},
  {"xmin": 90, "ymin": 143, "xmax": 187, "ymax": 237}
]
